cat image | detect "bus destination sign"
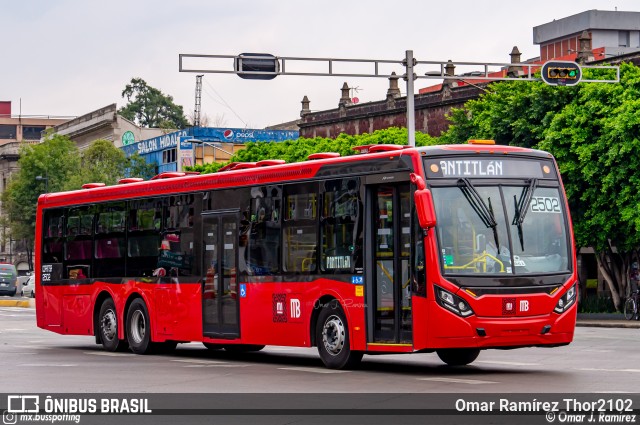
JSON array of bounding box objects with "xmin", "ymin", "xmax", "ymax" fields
[{"xmin": 425, "ymin": 158, "xmax": 555, "ymax": 179}]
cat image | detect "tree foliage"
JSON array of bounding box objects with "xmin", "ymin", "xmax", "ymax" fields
[
  {"xmin": 188, "ymin": 127, "xmax": 439, "ymax": 174},
  {"xmin": 1, "ymin": 136, "xmax": 155, "ymax": 246},
  {"xmin": 442, "ymin": 62, "xmax": 640, "ymax": 309},
  {"xmin": 118, "ymin": 77, "xmax": 189, "ymax": 129},
  {"xmin": 2, "ymin": 133, "xmax": 80, "ymax": 241}
]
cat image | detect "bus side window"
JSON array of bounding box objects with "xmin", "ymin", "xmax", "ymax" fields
[
  {"xmin": 283, "ymin": 183, "xmax": 318, "ymax": 273},
  {"xmin": 320, "ymin": 178, "xmax": 361, "ymax": 273}
]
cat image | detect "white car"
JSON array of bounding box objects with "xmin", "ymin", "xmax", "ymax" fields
[{"xmin": 20, "ymin": 275, "xmax": 35, "ymax": 298}]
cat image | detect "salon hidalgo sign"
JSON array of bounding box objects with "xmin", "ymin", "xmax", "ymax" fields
[{"xmin": 121, "ymin": 128, "xmax": 299, "ymax": 157}]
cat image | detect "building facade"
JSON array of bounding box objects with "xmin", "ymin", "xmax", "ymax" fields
[
  {"xmin": 121, "ymin": 127, "xmax": 299, "ymax": 173},
  {"xmin": 51, "ymin": 103, "xmax": 165, "ymax": 150},
  {"xmin": 0, "ymin": 101, "xmax": 71, "ymax": 274}
]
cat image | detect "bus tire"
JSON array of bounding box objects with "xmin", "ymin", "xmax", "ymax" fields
[
  {"xmin": 98, "ymin": 298, "xmax": 126, "ymax": 352},
  {"xmin": 126, "ymin": 298, "xmax": 153, "ymax": 354},
  {"xmin": 224, "ymin": 344, "xmax": 265, "ymax": 353},
  {"xmin": 436, "ymin": 348, "xmax": 480, "ymax": 366},
  {"xmin": 316, "ymin": 303, "xmax": 362, "ymax": 369}
]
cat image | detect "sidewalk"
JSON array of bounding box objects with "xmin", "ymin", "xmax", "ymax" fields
[{"xmin": 576, "ymin": 313, "xmax": 640, "ymax": 329}]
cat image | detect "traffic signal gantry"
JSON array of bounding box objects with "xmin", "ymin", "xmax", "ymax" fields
[
  {"xmin": 540, "ymin": 60, "xmax": 583, "ymax": 86},
  {"xmin": 179, "ymin": 51, "xmax": 620, "ymax": 146}
]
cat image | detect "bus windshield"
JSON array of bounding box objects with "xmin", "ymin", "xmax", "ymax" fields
[{"xmin": 431, "ymin": 182, "xmax": 570, "ymax": 276}]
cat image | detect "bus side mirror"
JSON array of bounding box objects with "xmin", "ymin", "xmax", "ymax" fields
[{"xmin": 414, "ymin": 188, "xmax": 436, "ymax": 229}]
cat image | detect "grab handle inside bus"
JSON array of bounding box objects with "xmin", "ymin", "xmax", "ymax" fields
[{"xmin": 411, "ymin": 173, "xmax": 437, "ymax": 229}]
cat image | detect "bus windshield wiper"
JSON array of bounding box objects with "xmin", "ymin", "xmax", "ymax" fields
[
  {"xmin": 512, "ymin": 178, "xmax": 538, "ymax": 250},
  {"xmin": 457, "ymin": 178, "xmax": 500, "ymax": 247}
]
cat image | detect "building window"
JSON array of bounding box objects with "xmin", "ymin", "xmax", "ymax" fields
[
  {"xmin": 0, "ymin": 125, "xmax": 17, "ymax": 139},
  {"xmin": 162, "ymin": 149, "xmax": 177, "ymax": 164},
  {"xmin": 619, "ymin": 31, "xmax": 630, "ymax": 47},
  {"xmin": 22, "ymin": 126, "xmax": 46, "ymax": 140}
]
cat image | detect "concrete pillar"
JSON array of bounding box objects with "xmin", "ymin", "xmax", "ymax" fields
[
  {"xmin": 300, "ymin": 96, "xmax": 310, "ymax": 116},
  {"xmin": 339, "ymin": 82, "xmax": 352, "ymax": 107},
  {"xmin": 508, "ymin": 46, "xmax": 523, "ymax": 77},
  {"xmin": 576, "ymin": 30, "xmax": 593, "ymax": 65},
  {"xmin": 386, "ymin": 72, "xmax": 401, "ymax": 99}
]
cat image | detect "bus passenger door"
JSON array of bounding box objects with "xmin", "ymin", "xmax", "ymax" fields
[
  {"xmin": 366, "ymin": 183, "xmax": 412, "ymax": 345},
  {"xmin": 202, "ymin": 213, "xmax": 240, "ymax": 339}
]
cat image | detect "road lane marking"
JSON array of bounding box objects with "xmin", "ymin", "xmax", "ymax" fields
[
  {"xmin": 22, "ymin": 364, "xmax": 77, "ymax": 367},
  {"xmin": 182, "ymin": 364, "xmax": 250, "ymax": 368},
  {"xmin": 84, "ymin": 352, "xmax": 136, "ymax": 357},
  {"xmin": 476, "ymin": 360, "xmax": 540, "ymax": 366},
  {"xmin": 417, "ymin": 377, "xmax": 498, "ymax": 385},
  {"xmin": 13, "ymin": 345, "xmax": 51, "ymax": 350},
  {"xmin": 171, "ymin": 359, "xmax": 228, "ymax": 365},
  {"xmin": 277, "ymin": 367, "xmax": 350, "ymax": 374},
  {"xmin": 579, "ymin": 368, "xmax": 640, "ymax": 373}
]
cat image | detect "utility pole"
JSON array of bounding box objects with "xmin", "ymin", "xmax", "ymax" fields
[{"xmin": 194, "ymin": 75, "xmax": 203, "ymax": 127}]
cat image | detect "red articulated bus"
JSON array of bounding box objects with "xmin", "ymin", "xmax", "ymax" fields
[{"xmin": 35, "ymin": 141, "xmax": 578, "ymax": 369}]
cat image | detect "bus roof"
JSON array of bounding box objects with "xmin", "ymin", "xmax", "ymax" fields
[{"xmin": 37, "ymin": 143, "xmax": 554, "ymax": 209}]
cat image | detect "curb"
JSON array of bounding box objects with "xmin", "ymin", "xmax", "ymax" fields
[
  {"xmin": 0, "ymin": 299, "xmax": 34, "ymax": 308},
  {"xmin": 576, "ymin": 320, "xmax": 640, "ymax": 329}
]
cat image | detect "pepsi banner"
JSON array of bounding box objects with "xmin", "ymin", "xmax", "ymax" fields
[{"xmin": 191, "ymin": 127, "xmax": 299, "ymax": 143}]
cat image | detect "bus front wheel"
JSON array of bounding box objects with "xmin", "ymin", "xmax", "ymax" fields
[
  {"xmin": 316, "ymin": 303, "xmax": 362, "ymax": 369},
  {"xmin": 436, "ymin": 348, "xmax": 480, "ymax": 366}
]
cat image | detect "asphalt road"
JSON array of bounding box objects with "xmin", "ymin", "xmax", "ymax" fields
[{"xmin": 1, "ymin": 306, "xmax": 640, "ymax": 394}]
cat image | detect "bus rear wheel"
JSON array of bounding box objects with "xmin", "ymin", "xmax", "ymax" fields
[
  {"xmin": 126, "ymin": 299, "xmax": 153, "ymax": 354},
  {"xmin": 98, "ymin": 298, "xmax": 127, "ymax": 352},
  {"xmin": 316, "ymin": 303, "xmax": 362, "ymax": 369},
  {"xmin": 436, "ymin": 348, "xmax": 480, "ymax": 366}
]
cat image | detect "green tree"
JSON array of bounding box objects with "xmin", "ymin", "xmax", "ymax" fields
[
  {"xmin": 1, "ymin": 134, "xmax": 80, "ymax": 267},
  {"xmin": 2, "ymin": 136, "xmax": 156, "ymax": 258},
  {"xmin": 119, "ymin": 78, "xmax": 189, "ymax": 129},
  {"xmin": 442, "ymin": 62, "xmax": 640, "ymax": 310},
  {"xmin": 64, "ymin": 140, "xmax": 156, "ymax": 188},
  {"xmin": 188, "ymin": 127, "xmax": 438, "ymax": 174}
]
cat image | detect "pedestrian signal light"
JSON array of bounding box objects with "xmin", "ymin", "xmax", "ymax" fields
[{"xmin": 541, "ymin": 61, "xmax": 582, "ymax": 86}]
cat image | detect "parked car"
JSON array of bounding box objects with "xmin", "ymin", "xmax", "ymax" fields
[
  {"xmin": 21, "ymin": 275, "xmax": 35, "ymax": 298},
  {"xmin": 0, "ymin": 263, "xmax": 17, "ymax": 296}
]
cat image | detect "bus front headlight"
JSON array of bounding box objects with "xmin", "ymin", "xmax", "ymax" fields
[
  {"xmin": 435, "ymin": 285, "xmax": 474, "ymax": 318},
  {"xmin": 554, "ymin": 284, "xmax": 577, "ymax": 314}
]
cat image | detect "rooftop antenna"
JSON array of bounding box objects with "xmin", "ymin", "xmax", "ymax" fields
[
  {"xmin": 349, "ymin": 85, "xmax": 362, "ymax": 104},
  {"xmin": 194, "ymin": 74, "xmax": 203, "ymax": 127}
]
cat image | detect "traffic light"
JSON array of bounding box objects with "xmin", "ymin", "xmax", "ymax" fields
[
  {"xmin": 541, "ymin": 61, "xmax": 582, "ymax": 86},
  {"xmin": 235, "ymin": 53, "xmax": 279, "ymax": 80}
]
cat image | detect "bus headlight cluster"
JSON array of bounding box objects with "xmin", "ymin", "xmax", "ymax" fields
[
  {"xmin": 435, "ymin": 285, "xmax": 474, "ymax": 317},
  {"xmin": 554, "ymin": 284, "xmax": 577, "ymax": 314}
]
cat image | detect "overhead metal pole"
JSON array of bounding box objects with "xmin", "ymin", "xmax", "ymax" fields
[{"xmin": 404, "ymin": 50, "xmax": 416, "ymax": 147}]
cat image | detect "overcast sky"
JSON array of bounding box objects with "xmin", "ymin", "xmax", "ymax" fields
[{"xmin": 4, "ymin": 1, "xmax": 638, "ymax": 129}]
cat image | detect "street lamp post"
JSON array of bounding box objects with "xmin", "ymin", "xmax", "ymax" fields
[{"xmin": 35, "ymin": 175, "xmax": 48, "ymax": 193}]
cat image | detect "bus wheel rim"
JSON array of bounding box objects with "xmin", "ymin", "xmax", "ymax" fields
[
  {"xmin": 130, "ymin": 310, "xmax": 146, "ymax": 344},
  {"xmin": 322, "ymin": 315, "xmax": 345, "ymax": 356},
  {"xmin": 101, "ymin": 309, "xmax": 117, "ymax": 341}
]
